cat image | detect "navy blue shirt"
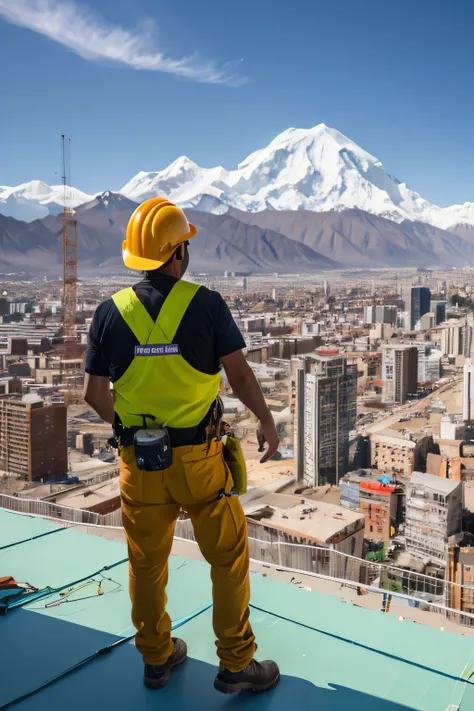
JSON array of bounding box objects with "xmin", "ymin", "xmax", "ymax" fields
[{"xmin": 85, "ymin": 274, "xmax": 245, "ymax": 383}]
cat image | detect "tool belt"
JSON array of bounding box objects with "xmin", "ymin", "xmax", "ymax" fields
[
  {"xmin": 115, "ymin": 424, "xmax": 207, "ymax": 449},
  {"xmin": 111, "ymin": 397, "xmax": 247, "ymax": 493}
]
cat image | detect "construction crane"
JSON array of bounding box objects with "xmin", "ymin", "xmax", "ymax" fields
[
  {"xmin": 57, "ymin": 135, "xmax": 84, "ymax": 398},
  {"xmin": 61, "ymin": 134, "xmax": 78, "ymax": 357}
]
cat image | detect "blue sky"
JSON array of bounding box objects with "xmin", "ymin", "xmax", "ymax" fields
[{"xmin": 1, "ymin": 0, "xmax": 473, "ymax": 206}]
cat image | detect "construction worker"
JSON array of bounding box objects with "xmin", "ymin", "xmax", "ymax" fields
[{"xmin": 84, "ymin": 198, "xmax": 280, "ymax": 694}]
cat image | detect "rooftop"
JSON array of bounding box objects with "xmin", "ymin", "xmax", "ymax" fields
[
  {"xmin": 410, "ymin": 471, "xmax": 462, "ymax": 494},
  {"xmin": 1, "ymin": 509, "xmax": 474, "ymax": 710},
  {"xmin": 50, "ymin": 478, "xmax": 121, "ymax": 510},
  {"xmin": 244, "ymin": 493, "xmax": 366, "ymax": 543}
]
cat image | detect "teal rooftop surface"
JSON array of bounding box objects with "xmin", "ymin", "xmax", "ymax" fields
[{"xmin": 1, "ymin": 508, "xmax": 474, "ymax": 710}]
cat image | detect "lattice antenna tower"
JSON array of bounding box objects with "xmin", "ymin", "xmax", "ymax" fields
[{"xmin": 61, "ymin": 135, "xmax": 78, "ymax": 356}]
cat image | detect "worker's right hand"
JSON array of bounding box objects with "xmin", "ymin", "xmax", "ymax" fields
[{"xmin": 257, "ymin": 420, "xmax": 279, "ymax": 463}]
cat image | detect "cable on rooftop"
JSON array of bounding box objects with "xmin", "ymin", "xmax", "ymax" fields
[
  {"xmin": 248, "ymin": 603, "xmax": 474, "ymax": 685},
  {"xmin": 0, "ymin": 526, "xmax": 67, "ymax": 551},
  {"xmin": 0, "ymin": 602, "xmax": 213, "ymax": 709}
]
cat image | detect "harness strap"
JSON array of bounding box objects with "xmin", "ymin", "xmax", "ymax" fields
[
  {"xmin": 112, "ymin": 281, "xmax": 201, "ymax": 345},
  {"xmin": 149, "ymin": 280, "xmax": 201, "ymax": 343},
  {"xmin": 112, "ymin": 287, "xmax": 153, "ymax": 344}
]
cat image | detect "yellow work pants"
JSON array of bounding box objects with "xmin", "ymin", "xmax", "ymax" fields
[{"xmin": 119, "ymin": 438, "xmax": 256, "ymax": 672}]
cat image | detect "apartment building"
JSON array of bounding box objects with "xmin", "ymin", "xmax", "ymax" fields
[{"xmin": 293, "ymin": 349, "xmax": 357, "ymax": 486}]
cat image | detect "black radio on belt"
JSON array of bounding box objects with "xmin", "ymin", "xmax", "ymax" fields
[{"xmin": 133, "ymin": 415, "xmax": 173, "ymax": 472}]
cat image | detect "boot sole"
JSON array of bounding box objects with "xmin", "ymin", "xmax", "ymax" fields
[
  {"xmin": 214, "ymin": 673, "xmax": 280, "ymax": 694},
  {"xmin": 144, "ymin": 650, "xmax": 188, "ymax": 690}
]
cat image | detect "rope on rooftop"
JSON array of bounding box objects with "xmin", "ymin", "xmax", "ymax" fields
[{"xmin": 1, "ymin": 558, "xmax": 129, "ymax": 614}]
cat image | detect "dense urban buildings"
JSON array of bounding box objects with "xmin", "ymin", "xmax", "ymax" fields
[{"xmin": 3, "ymin": 266, "xmax": 474, "ymax": 631}]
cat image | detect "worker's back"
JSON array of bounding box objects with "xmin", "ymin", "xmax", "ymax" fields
[{"xmin": 85, "ymin": 272, "xmax": 245, "ymax": 441}]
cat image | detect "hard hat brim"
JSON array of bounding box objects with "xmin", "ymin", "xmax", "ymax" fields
[{"xmin": 122, "ymin": 222, "xmax": 196, "ymax": 271}]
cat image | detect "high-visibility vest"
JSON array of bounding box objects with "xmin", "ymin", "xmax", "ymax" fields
[{"xmin": 111, "ymin": 280, "xmax": 221, "ymax": 429}]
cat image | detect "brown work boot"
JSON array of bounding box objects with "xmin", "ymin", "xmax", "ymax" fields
[
  {"xmin": 143, "ymin": 638, "xmax": 187, "ymax": 689},
  {"xmin": 214, "ymin": 659, "xmax": 280, "ymax": 694}
]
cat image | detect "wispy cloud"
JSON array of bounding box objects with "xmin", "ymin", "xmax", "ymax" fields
[{"xmin": 0, "ymin": 0, "xmax": 244, "ymax": 86}]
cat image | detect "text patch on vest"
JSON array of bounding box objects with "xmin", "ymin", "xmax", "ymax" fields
[{"xmin": 134, "ymin": 344, "xmax": 181, "ymax": 356}]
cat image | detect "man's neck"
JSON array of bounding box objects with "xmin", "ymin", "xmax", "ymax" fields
[{"xmin": 145, "ymin": 267, "xmax": 180, "ymax": 280}]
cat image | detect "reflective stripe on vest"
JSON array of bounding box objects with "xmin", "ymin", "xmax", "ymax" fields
[{"xmin": 111, "ymin": 280, "xmax": 221, "ymax": 429}]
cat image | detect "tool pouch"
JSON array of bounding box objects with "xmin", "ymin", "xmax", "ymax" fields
[
  {"xmin": 222, "ymin": 434, "xmax": 247, "ymax": 495},
  {"xmin": 133, "ymin": 427, "xmax": 173, "ymax": 471}
]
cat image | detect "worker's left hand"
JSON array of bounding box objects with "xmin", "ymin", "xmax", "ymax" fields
[{"xmin": 257, "ymin": 420, "xmax": 279, "ymax": 463}]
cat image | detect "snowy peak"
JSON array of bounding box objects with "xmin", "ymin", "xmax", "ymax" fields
[
  {"xmin": 75, "ymin": 190, "xmax": 138, "ymax": 214},
  {"xmin": 2, "ymin": 124, "xmax": 474, "ymax": 229},
  {"xmin": 119, "ymin": 123, "xmax": 435, "ymax": 220},
  {"xmin": 0, "ymin": 180, "xmax": 93, "ymax": 221},
  {"xmin": 120, "ymin": 157, "xmax": 226, "ymax": 206},
  {"xmin": 238, "ymin": 123, "xmax": 377, "ymax": 171}
]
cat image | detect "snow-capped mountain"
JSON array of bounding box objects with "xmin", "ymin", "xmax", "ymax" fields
[
  {"xmin": 2, "ymin": 125, "xmax": 473, "ymax": 229},
  {"xmin": 75, "ymin": 190, "xmax": 138, "ymax": 214},
  {"xmin": 0, "ymin": 180, "xmax": 94, "ymax": 222},
  {"xmin": 120, "ymin": 157, "xmax": 229, "ymax": 213},
  {"xmin": 119, "ymin": 124, "xmax": 474, "ymax": 228}
]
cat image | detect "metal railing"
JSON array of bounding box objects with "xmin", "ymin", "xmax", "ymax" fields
[
  {"xmin": 77, "ymin": 466, "xmax": 120, "ymax": 487},
  {"xmin": 2, "ymin": 492, "xmax": 474, "ymax": 626},
  {"xmin": 8, "ymin": 509, "xmax": 474, "ymax": 629}
]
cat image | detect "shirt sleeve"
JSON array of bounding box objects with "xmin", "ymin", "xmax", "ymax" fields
[
  {"xmin": 214, "ymin": 294, "xmax": 246, "ymax": 358},
  {"xmin": 84, "ymin": 304, "xmax": 110, "ymax": 377}
]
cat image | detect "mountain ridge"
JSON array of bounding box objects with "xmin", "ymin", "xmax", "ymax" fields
[
  {"xmin": 0, "ymin": 197, "xmax": 340, "ymax": 275},
  {"xmin": 1, "ymin": 195, "xmax": 473, "ymax": 275}
]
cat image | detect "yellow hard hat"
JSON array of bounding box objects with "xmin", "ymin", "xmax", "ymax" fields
[{"xmin": 122, "ymin": 197, "xmax": 196, "ymax": 271}]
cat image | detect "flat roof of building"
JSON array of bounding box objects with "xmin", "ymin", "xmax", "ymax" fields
[
  {"xmin": 1, "ymin": 508, "xmax": 474, "ymax": 710},
  {"xmin": 54, "ymin": 478, "xmax": 121, "ymax": 509},
  {"xmin": 371, "ymin": 430, "xmax": 416, "ymax": 447},
  {"xmin": 410, "ymin": 471, "xmax": 462, "ymax": 494},
  {"xmin": 244, "ymin": 493, "xmax": 365, "ymax": 544}
]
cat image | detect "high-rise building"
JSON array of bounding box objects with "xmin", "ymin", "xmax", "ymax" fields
[
  {"xmin": 440, "ymin": 318, "xmax": 472, "ymax": 357},
  {"xmin": 417, "ymin": 344, "xmax": 441, "ymax": 383},
  {"xmin": 293, "ymin": 350, "xmax": 357, "ymax": 487},
  {"xmin": 405, "ymin": 472, "xmax": 463, "ymax": 565},
  {"xmin": 382, "ymin": 344, "xmax": 418, "ymax": 404},
  {"xmin": 0, "ymin": 395, "xmax": 67, "ymax": 481},
  {"xmin": 9, "ymin": 301, "xmax": 33, "ymax": 315},
  {"xmin": 364, "ymin": 305, "xmax": 375, "ymax": 324},
  {"xmin": 431, "ymin": 301, "xmax": 447, "ymax": 326},
  {"xmin": 376, "ymin": 305, "xmax": 397, "ymax": 325},
  {"xmin": 364, "ymin": 305, "xmax": 397, "ymax": 325},
  {"xmin": 403, "ymin": 287, "xmax": 431, "ymax": 330},
  {"xmin": 463, "ymin": 360, "xmax": 474, "ymax": 422},
  {"xmin": 0, "ymin": 298, "xmax": 9, "ymax": 316}
]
